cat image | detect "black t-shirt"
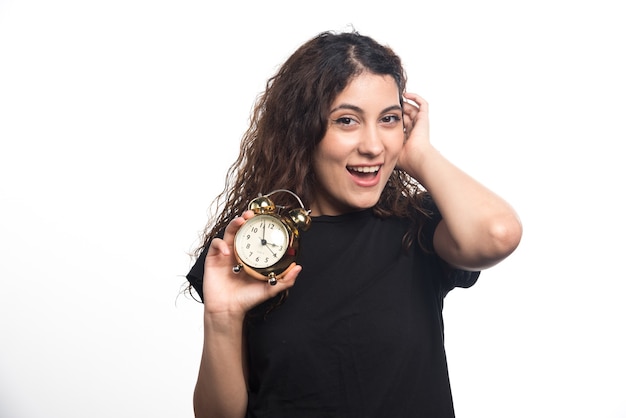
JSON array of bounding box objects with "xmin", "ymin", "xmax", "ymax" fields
[{"xmin": 187, "ymin": 207, "xmax": 479, "ymax": 418}]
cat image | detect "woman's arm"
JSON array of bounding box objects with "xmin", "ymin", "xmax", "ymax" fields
[
  {"xmin": 193, "ymin": 213, "xmax": 301, "ymax": 418},
  {"xmin": 400, "ymin": 93, "xmax": 522, "ymax": 271},
  {"xmin": 194, "ymin": 311, "xmax": 248, "ymax": 418}
]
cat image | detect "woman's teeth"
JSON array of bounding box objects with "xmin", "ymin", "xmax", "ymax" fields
[{"xmin": 348, "ymin": 165, "xmax": 380, "ymax": 174}]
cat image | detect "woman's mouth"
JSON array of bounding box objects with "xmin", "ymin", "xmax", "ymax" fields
[
  {"xmin": 348, "ymin": 165, "xmax": 381, "ymax": 175},
  {"xmin": 347, "ymin": 165, "xmax": 381, "ymax": 184}
]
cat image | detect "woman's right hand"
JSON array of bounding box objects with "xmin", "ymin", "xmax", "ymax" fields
[{"xmin": 202, "ymin": 210, "xmax": 302, "ymax": 318}]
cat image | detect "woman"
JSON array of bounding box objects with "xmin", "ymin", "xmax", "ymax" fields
[{"xmin": 186, "ymin": 30, "xmax": 522, "ymax": 418}]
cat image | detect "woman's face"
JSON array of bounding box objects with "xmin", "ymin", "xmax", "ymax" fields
[{"xmin": 310, "ymin": 72, "xmax": 404, "ymax": 216}]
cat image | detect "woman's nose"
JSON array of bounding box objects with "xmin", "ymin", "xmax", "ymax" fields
[{"xmin": 357, "ymin": 127, "xmax": 384, "ymax": 156}]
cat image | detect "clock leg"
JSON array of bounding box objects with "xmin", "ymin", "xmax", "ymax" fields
[{"xmin": 268, "ymin": 273, "xmax": 278, "ymax": 286}]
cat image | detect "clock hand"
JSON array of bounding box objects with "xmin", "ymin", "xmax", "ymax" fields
[
  {"xmin": 265, "ymin": 241, "xmax": 281, "ymax": 248},
  {"xmin": 258, "ymin": 227, "xmax": 278, "ymax": 256},
  {"xmin": 259, "ymin": 221, "xmax": 268, "ymax": 246},
  {"xmin": 263, "ymin": 240, "xmax": 277, "ymax": 257}
]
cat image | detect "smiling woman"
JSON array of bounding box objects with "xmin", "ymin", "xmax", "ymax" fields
[
  {"xmin": 312, "ymin": 73, "xmax": 405, "ymax": 215},
  {"xmin": 185, "ymin": 30, "xmax": 522, "ymax": 418}
]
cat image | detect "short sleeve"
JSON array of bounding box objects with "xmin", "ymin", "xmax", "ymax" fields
[
  {"xmin": 418, "ymin": 193, "xmax": 442, "ymax": 254},
  {"xmin": 186, "ymin": 247, "xmax": 208, "ymax": 302},
  {"xmin": 448, "ymin": 268, "xmax": 480, "ymax": 289},
  {"xmin": 418, "ymin": 193, "xmax": 481, "ymax": 295}
]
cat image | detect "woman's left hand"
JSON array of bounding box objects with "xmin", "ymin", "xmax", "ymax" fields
[{"xmin": 397, "ymin": 92, "xmax": 433, "ymax": 178}]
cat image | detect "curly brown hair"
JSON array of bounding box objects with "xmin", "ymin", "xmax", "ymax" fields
[{"xmin": 195, "ymin": 30, "xmax": 432, "ymax": 262}]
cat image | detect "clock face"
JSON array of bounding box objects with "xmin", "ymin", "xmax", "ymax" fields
[{"xmin": 234, "ymin": 215, "xmax": 290, "ymax": 269}]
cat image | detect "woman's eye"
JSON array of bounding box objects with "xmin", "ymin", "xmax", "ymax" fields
[
  {"xmin": 333, "ymin": 117, "xmax": 356, "ymax": 126},
  {"xmin": 381, "ymin": 115, "xmax": 401, "ymax": 124}
]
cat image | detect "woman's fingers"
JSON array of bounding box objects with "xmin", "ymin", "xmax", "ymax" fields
[
  {"xmin": 402, "ymin": 92, "xmax": 430, "ymax": 137},
  {"xmin": 279, "ymin": 263, "xmax": 301, "ymax": 287},
  {"xmin": 264, "ymin": 264, "xmax": 302, "ymax": 297},
  {"xmin": 207, "ymin": 236, "xmax": 230, "ymax": 257},
  {"xmin": 403, "ymin": 92, "xmax": 428, "ymax": 109},
  {"xmin": 402, "ymin": 94, "xmax": 418, "ymax": 134},
  {"xmin": 222, "ymin": 210, "xmax": 254, "ymax": 246},
  {"xmin": 403, "ymin": 93, "xmax": 428, "ymax": 119}
]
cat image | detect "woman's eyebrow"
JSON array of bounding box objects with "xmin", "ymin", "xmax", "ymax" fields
[
  {"xmin": 329, "ymin": 104, "xmax": 363, "ymax": 114},
  {"xmin": 380, "ymin": 104, "xmax": 403, "ymax": 114},
  {"xmin": 329, "ymin": 104, "xmax": 402, "ymax": 114}
]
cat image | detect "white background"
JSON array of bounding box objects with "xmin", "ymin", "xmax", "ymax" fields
[{"xmin": 1, "ymin": 0, "xmax": 625, "ymax": 417}]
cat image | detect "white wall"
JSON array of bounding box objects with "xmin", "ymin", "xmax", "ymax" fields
[{"xmin": 1, "ymin": 1, "xmax": 624, "ymax": 417}]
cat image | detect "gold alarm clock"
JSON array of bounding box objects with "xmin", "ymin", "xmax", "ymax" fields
[{"xmin": 233, "ymin": 189, "xmax": 311, "ymax": 285}]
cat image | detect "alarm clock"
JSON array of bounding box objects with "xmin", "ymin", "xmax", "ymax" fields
[{"xmin": 233, "ymin": 189, "xmax": 311, "ymax": 285}]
